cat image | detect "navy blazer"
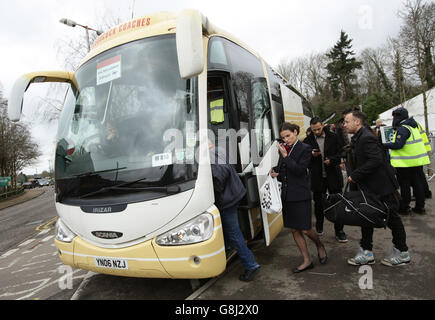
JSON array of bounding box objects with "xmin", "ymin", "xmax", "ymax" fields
[{"xmin": 274, "ymin": 140, "xmax": 312, "ymax": 202}]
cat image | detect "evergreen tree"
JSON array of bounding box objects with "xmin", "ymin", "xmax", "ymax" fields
[{"xmin": 326, "ymin": 30, "xmax": 363, "ymax": 102}]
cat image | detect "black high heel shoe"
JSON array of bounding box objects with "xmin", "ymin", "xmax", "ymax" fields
[
  {"xmin": 292, "ymin": 262, "xmax": 314, "ymax": 274},
  {"xmin": 318, "ymin": 245, "xmax": 328, "ymax": 265}
]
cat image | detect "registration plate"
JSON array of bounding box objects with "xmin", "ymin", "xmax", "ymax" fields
[{"xmin": 94, "ymin": 257, "xmax": 129, "ymax": 270}]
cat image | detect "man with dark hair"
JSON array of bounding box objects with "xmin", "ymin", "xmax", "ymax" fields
[
  {"xmin": 344, "ymin": 111, "xmax": 410, "ymax": 267},
  {"xmin": 304, "ymin": 117, "xmax": 347, "ymax": 242}
]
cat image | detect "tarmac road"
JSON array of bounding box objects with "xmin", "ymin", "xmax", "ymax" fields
[
  {"xmin": 197, "ymin": 180, "xmax": 435, "ymax": 300},
  {"xmin": 0, "ymin": 186, "xmax": 201, "ymax": 300},
  {"xmin": 0, "ymin": 187, "xmax": 56, "ymax": 255},
  {"xmin": 1, "ymin": 180, "xmax": 435, "ymax": 301}
]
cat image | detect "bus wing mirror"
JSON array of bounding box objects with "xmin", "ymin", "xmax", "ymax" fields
[
  {"xmin": 176, "ymin": 9, "xmax": 204, "ymax": 79},
  {"xmin": 8, "ymin": 71, "xmax": 76, "ymax": 122}
]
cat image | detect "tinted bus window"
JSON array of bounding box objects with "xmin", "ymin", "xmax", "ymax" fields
[{"xmin": 215, "ymin": 38, "xmax": 264, "ymax": 127}]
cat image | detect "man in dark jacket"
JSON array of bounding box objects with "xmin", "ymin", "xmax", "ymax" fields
[
  {"xmin": 344, "ymin": 111, "xmax": 410, "ymax": 267},
  {"xmin": 209, "ymin": 143, "xmax": 260, "ymax": 282},
  {"xmin": 303, "ymin": 117, "xmax": 347, "ymax": 242}
]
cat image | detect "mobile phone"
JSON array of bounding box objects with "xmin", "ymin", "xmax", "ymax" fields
[
  {"xmin": 313, "ymin": 149, "xmax": 320, "ymax": 152},
  {"xmin": 276, "ymin": 138, "xmax": 284, "ymax": 144}
]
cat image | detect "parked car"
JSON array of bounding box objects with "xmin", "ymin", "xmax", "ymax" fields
[
  {"xmin": 22, "ymin": 182, "xmax": 34, "ymax": 189},
  {"xmin": 36, "ymin": 178, "xmax": 49, "ymax": 187}
]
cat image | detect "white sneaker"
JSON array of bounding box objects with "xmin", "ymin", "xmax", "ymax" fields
[
  {"xmin": 381, "ymin": 248, "xmax": 410, "ymax": 267},
  {"xmin": 347, "ymin": 247, "xmax": 375, "ymax": 266}
]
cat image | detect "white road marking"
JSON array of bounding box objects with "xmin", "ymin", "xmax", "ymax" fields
[
  {"xmin": 30, "ymin": 252, "xmax": 55, "ymax": 260},
  {"xmin": 1, "ymin": 269, "xmax": 85, "ymax": 300},
  {"xmin": 0, "ymin": 258, "xmax": 20, "ymax": 271},
  {"xmin": 0, "ymin": 278, "xmax": 51, "ymax": 298},
  {"xmin": 22, "ymin": 259, "xmax": 54, "ymax": 267},
  {"xmin": 19, "ymin": 239, "xmax": 36, "ymax": 247},
  {"xmin": 1, "ymin": 249, "xmax": 19, "ymax": 258},
  {"xmin": 37, "ymin": 229, "xmax": 50, "ymax": 236},
  {"xmin": 42, "ymin": 235, "xmax": 54, "ymax": 242},
  {"xmin": 11, "ymin": 267, "xmax": 32, "ymax": 274}
]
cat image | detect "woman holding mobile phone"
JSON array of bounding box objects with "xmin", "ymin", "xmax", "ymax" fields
[{"xmin": 270, "ymin": 123, "xmax": 328, "ymax": 273}]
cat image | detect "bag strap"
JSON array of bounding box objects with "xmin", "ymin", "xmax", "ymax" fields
[{"xmin": 342, "ymin": 181, "xmax": 360, "ymax": 195}]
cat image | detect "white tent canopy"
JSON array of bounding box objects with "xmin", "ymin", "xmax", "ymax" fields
[{"xmin": 378, "ymin": 87, "xmax": 435, "ymax": 133}]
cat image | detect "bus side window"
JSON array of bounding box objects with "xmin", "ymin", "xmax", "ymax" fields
[
  {"xmin": 250, "ymin": 78, "xmax": 272, "ymax": 160},
  {"xmin": 266, "ymin": 64, "xmax": 286, "ymax": 140},
  {"xmin": 207, "ymin": 76, "xmax": 230, "ymax": 153}
]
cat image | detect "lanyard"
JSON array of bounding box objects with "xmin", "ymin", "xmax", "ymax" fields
[{"xmin": 287, "ymin": 140, "xmax": 298, "ymax": 157}]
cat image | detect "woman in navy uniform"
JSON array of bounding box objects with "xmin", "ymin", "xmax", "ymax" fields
[{"xmin": 271, "ymin": 123, "xmax": 327, "ymax": 273}]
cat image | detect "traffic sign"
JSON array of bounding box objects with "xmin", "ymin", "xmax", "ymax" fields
[{"xmin": 0, "ymin": 177, "xmax": 11, "ymax": 187}]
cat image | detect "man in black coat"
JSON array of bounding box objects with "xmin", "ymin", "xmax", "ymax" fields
[
  {"xmin": 303, "ymin": 117, "xmax": 347, "ymax": 242},
  {"xmin": 344, "ymin": 111, "xmax": 410, "ymax": 267}
]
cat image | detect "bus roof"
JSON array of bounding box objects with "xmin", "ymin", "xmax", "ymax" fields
[
  {"xmin": 81, "ymin": 10, "xmax": 307, "ymax": 106},
  {"xmin": 81, "ymin": 11, "xmax": 261, "ymax": 69},
  {"xmin": 81, "ymin": 12, "xmax": 177, "ymax": 67}
]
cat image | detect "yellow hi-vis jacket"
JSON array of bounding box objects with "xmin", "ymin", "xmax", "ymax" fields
[
  {"xmin": 209, "ymin": 98, "xmax": 224, "ymax": 124},
  {"xmin": 390, "ymin": 125, "xmax": 431, "ymax": 168},
  {"xmin": 417, "ymin": 121, "xmax": 432, "ymax": 152}
]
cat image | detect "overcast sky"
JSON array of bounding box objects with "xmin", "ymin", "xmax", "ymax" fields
[{"xmin": 0, "ymin": 0, "xmax": 406, "ymax": 175}]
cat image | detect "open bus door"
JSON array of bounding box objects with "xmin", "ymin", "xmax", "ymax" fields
[
  {"xmin": 251, "ymin": 81, "xmax": 307, "ymax": 246},
  {"xmin": 255, "ymin": 142, "xmax": 283, "ymax": 246},
  {"xmin": 249, "ymin": 77, "xmax": 284, "ymax": 246}
]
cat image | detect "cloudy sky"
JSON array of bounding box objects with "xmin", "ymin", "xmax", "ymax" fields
[{"xmin": 0, "ymin": 0, "xmax": 406, "ymax": 174}]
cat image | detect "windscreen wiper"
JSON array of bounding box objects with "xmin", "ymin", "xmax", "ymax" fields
[
  {"xmin": 73, "ymin": 166, "xmax": 128, "ymax": 178},
  {"xmin": 79, "ymin": 184, "xmax": 181, "ymax": 199}
]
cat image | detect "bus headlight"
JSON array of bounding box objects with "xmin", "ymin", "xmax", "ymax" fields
[
  {"xmin": 156, "ymin": 213, "xmax": 214, "ymax": 246},
  {"xmin": 55, "ymin": 219, "xmax": 77, "ymax": 243}
]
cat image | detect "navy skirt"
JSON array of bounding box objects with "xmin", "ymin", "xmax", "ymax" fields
[{"xmin": 282, "ymin": 200, "xmax": 312, "ymax": 230}]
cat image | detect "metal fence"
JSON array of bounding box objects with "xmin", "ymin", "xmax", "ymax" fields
[{"xmin": 0, "ymin": 187, "xmax": 24, "ymax": 200}]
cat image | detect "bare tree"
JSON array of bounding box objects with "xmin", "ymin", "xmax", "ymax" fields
[
  {"xmin": 398, "ymin": 0, "xmax": 435, "ymax": 131},
  {"xmin": 35, "ymin": 10, "xmax": 126, "ymax": 124},
  {"xmin": 0, "ymin": 99, "xmax": 40, "ymax": 188},
  {"xmin": 305, "ymin": 53, "xmax": 329, "ymax": 99},
  {"xmin": 359, "ymin": 47, "xmax": 394, "ymax": 104},
  {"xmin": 56, "ymin": 11, "xmax": 125, "ymax": 71},
  {"xmin": 277, "ymin": 56, "xmax": 309, "ymax": 96}
]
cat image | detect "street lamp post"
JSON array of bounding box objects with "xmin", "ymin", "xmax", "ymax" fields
[{"xmin": 59, "ymin": 18, "xmax": 103, "ymax": 52}]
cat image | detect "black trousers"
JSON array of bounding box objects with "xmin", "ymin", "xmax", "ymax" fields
[
  {"xmin": 396, "ymin": 166, "xmax": 425, "ymax": 210},
  {"xmin": 360, "ymin": 193, "xmax": 408, "ymax": 252},
  {"xmin": 414, "ymin": 166, "xmax": 431, "ymax": 197},
  {"xmin": 313, "ymin": 177, "xmax": 344, "ymax": 234}
]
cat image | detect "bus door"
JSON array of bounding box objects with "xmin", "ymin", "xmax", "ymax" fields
[
  {"xmin": 207, "ymin": 72, "xmax": 263, "ymax": 241},
  {"xmin": 249, "ymin": 78, "xmax": 284, "ymax": 246}
]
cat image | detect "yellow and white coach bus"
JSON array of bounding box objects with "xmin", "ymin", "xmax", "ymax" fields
[{"xmin": 8, "ymin": 10, "xmax": 313, "ymax": 279}]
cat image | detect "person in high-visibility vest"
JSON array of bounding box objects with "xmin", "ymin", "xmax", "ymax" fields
[
  {"xmin": 383, "ymin": 108, "xmax": 430, "ymax": 215},
  {"xmin": 209, "ymin": 98, "xmax": 225, "ymax": 124},
  {"xmin": 415, "ymin": 121, "xmax": 432, "ymax": 200},
  {"xmin": 207, "ymin": 78, "xmax": 225, "ymax": 125}
]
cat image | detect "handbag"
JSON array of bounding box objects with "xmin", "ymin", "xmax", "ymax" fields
[
  {"xmin": 323, "ymin": 183, "xmax": 389, "ymax": 228},
  {"xmin": 260, "ymin": 174, "xmax": 282, "ymax": 214}
]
